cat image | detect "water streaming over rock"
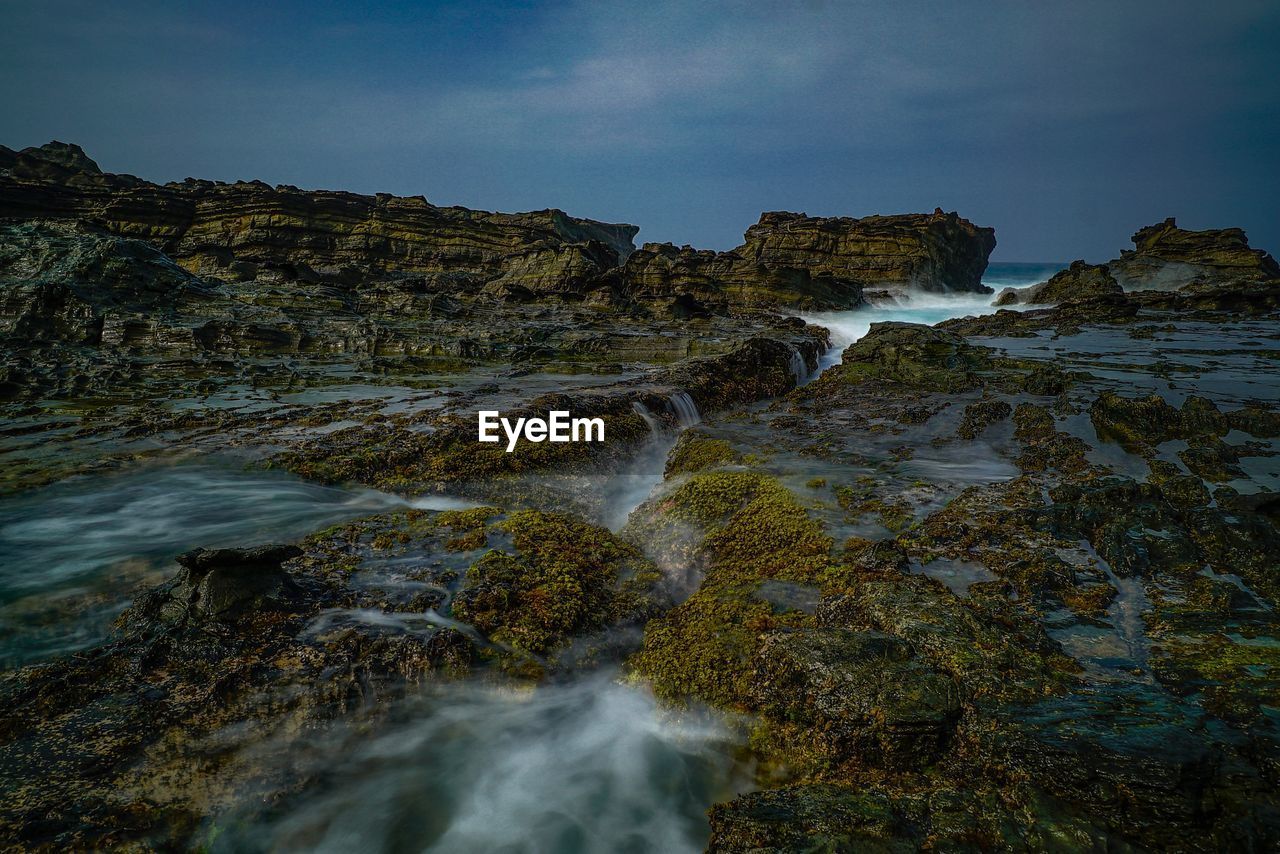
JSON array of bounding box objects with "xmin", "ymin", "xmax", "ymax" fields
[
  {"xmin": 787, "ymin": 347, "xmax": 808, "ymax": 385},
  {"xmin": 215, "ymin": 671, "xmax": 749, "ymax": 854},
  {"xmin": 5, "ymin": 262, "xmax": 1108, "ymax": 847},
  {"xmin": 667, "ymin": 392, "xmax": 701, "ymax": 428},
  {"xmin": 631, "ymin": 400, "xmax": 662, "ymax": 433},
  {"xmin": 0, "ymin": 463, "xmax": 472, "ymax": 667}
]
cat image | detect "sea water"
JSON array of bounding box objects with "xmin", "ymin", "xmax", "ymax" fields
[
  {"xmin": 803, "ymin": 261, "xmax": 1063, "ymax": 369},
  {"xmin": 0, "ymin": 463, "xmax": 434, "ymax": 667}
]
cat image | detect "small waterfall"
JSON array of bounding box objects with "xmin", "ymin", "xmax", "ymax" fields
[
  {"xmin": 631, "ymin": 401, "xmax": 661, "ymax": 434},
  {"xmin": 667, "ymin": 392, "xmax": 701, "ymax": 428},
  {"xmin": 787, "ymin": 348, "xmax": 808, "ymax": 385}
]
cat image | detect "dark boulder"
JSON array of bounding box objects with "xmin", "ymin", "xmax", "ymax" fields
[{"xmin": 163, "ymin": 544, "xmax": 305, "ymax": 622}]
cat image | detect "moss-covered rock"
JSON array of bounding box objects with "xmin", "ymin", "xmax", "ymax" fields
[
  {"xmin": 706, "ymin": 781, "xmax": 1128, "ymax": 852},
  {"xmin": 1013, "ymin": 403, "xmax": 1093, "ymax": 475},
  {"xmin": 1006, "ymin": 260, "xmax": 1124, "ymax": 306},
  {"xmin": 751, "ymin": 628, "xmax": 961, "ymax": 770},
  {"xmin": 956, "ymin": 395, "xmax": 1013, "ymax": 440},
  {"xmin": 452, "ymin": 510, "xmax": 663, "ymax": 658},
  {"xmin": 664, "ymin": 429, "xmax": 741, "ymax": 476},
  {"xmin": 1090, "ymin": 392, "xmax": 1229, "ymax": 455},
  {"xmin": 835, "ymin": 322, "xmax": 993, "ymax": 393},
  {"xmin": 627, "ymin": 472, "xmax": 836, "ymax": 708}
]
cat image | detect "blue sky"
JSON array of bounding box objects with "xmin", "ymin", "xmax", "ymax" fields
[{"xmin": 2, "ymin": 0, "xmax": 1277, "ymax": 261}]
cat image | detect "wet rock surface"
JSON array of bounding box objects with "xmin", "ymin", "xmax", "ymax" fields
[
  {"xmin": 616, "ymin": 235, "xmax": 1278, "ymax": 848},
  {"xmin": 1, "ymin": 144, "xmax": 1279, "ymax": 851},
  {"xmin": 0, "ymin": 505, "xmax": 665, "ymax": 848}
]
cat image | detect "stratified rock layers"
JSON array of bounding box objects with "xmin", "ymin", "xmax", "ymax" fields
[
  {"xmin": 0, "ymin": 142, "xmax": 639, "ymax": 292},
  {"xmin": 1110, "ymin": 216, "xmax": 1280, "ymax": 292},
  {"xmin": 1, "ymin": 142, "xmax": 996, "ymax": 310},
  {"xmin": 614, "ymin": 209, "xmax": 996, "ymax": 312}
]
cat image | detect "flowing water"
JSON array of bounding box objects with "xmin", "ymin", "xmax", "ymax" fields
[
  {"xmin": 0, "ymin": 462, "xmax": 450, "ymax": 667},
  {"xmin": 667, "ymin": 392, "xmax": 702, "ymax": 428},
  {"xmin": 215, "ymin": 672, "xmax": 750, "ymax": 853}
]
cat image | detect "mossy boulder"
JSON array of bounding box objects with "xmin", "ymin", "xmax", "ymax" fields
[
  {"xmin": 836, "ymin": 322, "xmax": 993, "ymax": 393},
  {"xmin": 1013, "ymin": 403, "xmax": 1093, "ymax": 475},
  {"xmin": 1015, "ymin": 261, "xmax": 1123, "ymax": 306},
  {"xmin": 818, "ymin": 573, "xmax": 1072, "ymax": 703},
  {"xmin": 957, "ymin": 396, "xmax": 1013, "ymax": 440},
  {"xmin": 1090, "ymin": 391, "xmax": 1228, "ymax": 454},
  {"xmin": 626, "ymin": 472, "xmax": 837, "ymax": 708}
]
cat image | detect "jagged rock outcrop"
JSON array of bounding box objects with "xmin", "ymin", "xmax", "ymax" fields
[
  {"xmin": 0, "ymin": 141, "xmax": 638, "ymax": 292},
  {"xmin": 0, "ymin": 216, "xmax": 828, "ymax": 401},
  {"xmin": 2, "ymin": 143, "xmax": 998, "ymax": 319},
  {"xmin": 0, "ymin": 142, "xmax": 999, "ymax": 367},
  {"xmin": 1108, "ymin": 217, "xmax": 1280, "ymax": 292},
  {"xmin": 741, "ymin": 210, "xmax": 995, "ymax": 295},
  {"xmin": 990, "ymin": 220, "xmax": 1279, "ymax": 313},
  {"xmin": 157, "ymin": 544, "xmax": 305, "ymax": 623},
  {"xmin": 610, "ymin": 208, "xmax": 996, "ymax": 314}
]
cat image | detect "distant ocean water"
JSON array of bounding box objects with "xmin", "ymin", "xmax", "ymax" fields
[{"xmin": 982, "ymin": 261, "xmax": 1067, "ymax": 289}]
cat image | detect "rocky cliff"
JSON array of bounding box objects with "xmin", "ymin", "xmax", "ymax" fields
[
  {"xmin": 2, "ymin": 143, "xmax": 996, "ymax": 314},
  {"xmin": 1109, "ymin": 217, "xmax": 1280, "ymax": 292},
  {"xmin": 612, "ymin": 209, "xmax": 996, "ymax": 313},
  {"xmin": 992, "ymin": 218, "xmax": 1279, "ymax": 309},
  {"xmin": 740, "ymin": 209, "xmax": 995, "ymax": 295},
  {"xmin": 0, "ymin": 141, "xmax": 639, "ymax": 292},
  {"xmin": 600, "ymin": 240, "xmax": 868, "ymax": 314}
]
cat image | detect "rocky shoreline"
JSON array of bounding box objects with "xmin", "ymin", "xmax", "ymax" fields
[{"xmin": 2, "ymin": 142, "xmax": 1279, "ymax": 851}]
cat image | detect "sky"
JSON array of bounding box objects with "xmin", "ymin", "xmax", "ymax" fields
[{"xmin": 2, "ymin": 0, "xmax": 1277, "ymax": 261}]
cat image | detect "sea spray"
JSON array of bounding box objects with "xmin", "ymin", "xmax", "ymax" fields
[{"xmin": 802, "ymin": 289, "xmax": 1015, "ymax": 371}]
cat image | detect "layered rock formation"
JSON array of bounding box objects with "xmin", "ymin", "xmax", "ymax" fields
[
  {"xmin": 0, "ymin": 141, "xmax": 1003, "ymax": 405},
  {"xmin": 610, "ymin": 208, "xmax": 996, "ymax": 313},
  {"xmin": 1110, "ymin": 217, "xmax": 1280, "ymax": 292},
  {"xmin": 599, "ymin": 241, "xmax": 865, "ymax": 314},
  {"xmin": 991, "ymin": 218, "xmax": 1278, "ymax": 314},
  {"xmin": 740, "ymin": 210, "xmax": 994, "ymax": 295},
  {"xmin": 0, "ymin": 141, "xmax": 638, "ymax": 292},
  {"xmin": 2, "ymin": 143, "xmax": 997, "ymax": 316}
]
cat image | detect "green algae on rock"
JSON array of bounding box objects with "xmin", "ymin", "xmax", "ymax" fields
[{"xmin": 452, "ymin": 510, "xmax": 664, "ymax": 661}]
